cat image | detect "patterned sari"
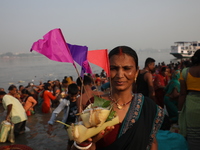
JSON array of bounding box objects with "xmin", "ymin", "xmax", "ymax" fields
[{"xmin": 97, "ymin": 94, "xmax": 164, "ymax": 150}]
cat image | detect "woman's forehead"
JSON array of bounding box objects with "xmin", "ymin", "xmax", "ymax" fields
[{"xmin": 109, "ymin": 54, "xmax": 136, "ymax": 65}]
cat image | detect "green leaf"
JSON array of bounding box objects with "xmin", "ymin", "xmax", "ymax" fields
[
  {"xmin": 106, "ymin": 110, "xmax": 116, "ymax": 121},
  {"xmin": 93, "ymin": 95, "xmax": 111, "ymax": 108},
  {"xmin": 102, "ymin": 101, "xmax": 111, "ymax": 108}
]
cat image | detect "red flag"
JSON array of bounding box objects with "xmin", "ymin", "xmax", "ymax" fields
[
  {"xmin": 87, "ymin": 49, "xmax": 110, "ymax": 77},
  {"xmin": 30, "ymin": 28, "xmax": 74, "ymax": 63}
]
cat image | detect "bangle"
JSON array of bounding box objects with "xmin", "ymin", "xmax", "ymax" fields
[{"xmin": 73, "ymin": 141, "xmax": 92, "ymax": 150}]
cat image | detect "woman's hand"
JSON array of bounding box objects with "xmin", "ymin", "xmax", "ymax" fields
[
  {"xmin": 71, "ymin": 126, "xmax": 115, "ymax": 150},
  {"xmin": 90, "ymin": 126, "xmax": 115, "ymax": 143}
]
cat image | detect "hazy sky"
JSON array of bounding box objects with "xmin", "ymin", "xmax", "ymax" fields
[{"xmin": 1, "ymin": 0, "xmax": 200, "ymax": 53}]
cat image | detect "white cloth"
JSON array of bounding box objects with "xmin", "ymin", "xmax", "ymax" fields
[
  {"xmin": 2, "ymin": 95, "xmax": 27, "ymax": 124},
  {"xmin": 48, "ymin": 98, "xmax": 70, "ymax": 125},
  {"xmin": 53, "ymin": 98, "xmax": 70, "ymax": 114}
]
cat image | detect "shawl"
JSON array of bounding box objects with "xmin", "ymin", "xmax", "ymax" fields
[{"xmin": 165, "ymin": 70, "xmax": 180, "ymax": 95}]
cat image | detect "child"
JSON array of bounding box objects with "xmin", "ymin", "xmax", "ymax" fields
[{"xmin": 47, "ymin": 83, "xmax": 79, "ymax": 148}]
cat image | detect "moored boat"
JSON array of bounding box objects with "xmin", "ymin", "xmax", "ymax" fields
[{"xmin": 170, "ymin": 41, "xmax": 200, "ymax": 58}]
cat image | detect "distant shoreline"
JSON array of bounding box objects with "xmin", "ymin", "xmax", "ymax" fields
[{"xmin": 0, "ymin": 52, "xmax": 43, "ymax": 59}]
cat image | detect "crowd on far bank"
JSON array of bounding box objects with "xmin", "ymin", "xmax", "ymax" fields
[{"xmin": 0, "ymin": 47, "xmax": 200, "ymax": 150}]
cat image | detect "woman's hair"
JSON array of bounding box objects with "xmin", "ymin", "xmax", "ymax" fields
[
  {"xmin": 76, "ymin": 75, "xmax": 92, "ymax": 87},
  {"xmin": 161, "ymin": 66, "xmax": 167, "ymax": 72},
  {"xmin": 43, "ymin": 83, "xmax": 51, "ymax": 90},
  {"xmin": 62, "ymin": 79, "xmax": 68, "ymax": 84},
  {"xmin": 68, "ymin": 83, "xmax": 79, "ymax": 95},
  {"xmin": 191, "ymin": 49, "xmax": 200, "ymax": 65},
  {"xmin": 19, "ymin": 85, "xmax": 24, "ymax": 89},
  {"xmin": 21, "ymin": 88, "xmax": 31, "ymax": 95},
  {"xmin": 109, "ymin": 46, "xmax": 138, "ymax": 68},
  {"xmin": 8, "ymin": 84, "xmax": 17, "ymax": 91}
]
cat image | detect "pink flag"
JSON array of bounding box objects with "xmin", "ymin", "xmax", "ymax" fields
[
  {"xmin": 30, "ymin": 28, "xmax": 74, "ymax": 63},
  {"xmin": 87, "ymin": 49, "xmax": 110, "ymax": 77}
]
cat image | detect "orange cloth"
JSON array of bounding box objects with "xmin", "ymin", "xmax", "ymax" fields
[
  {"xmin": 23, "ymin": 96, "xmax": 37, "ymax": 112},
  {"xmin": 87, "ymin": 49, "xmax": 110, "ymax": 77},
  {"xmin": 42, "ymin": 90, "xmax": 56, "ymax": 113},
  {"xmin": 180, "ymin": 72, "xmax": 200, "ymax": 91}
]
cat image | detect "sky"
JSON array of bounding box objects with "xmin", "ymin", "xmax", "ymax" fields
[{"xmin": 0, "ymin": 0, "xmax": 200, "ymax": 53}]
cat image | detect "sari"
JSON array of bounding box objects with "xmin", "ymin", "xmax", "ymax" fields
[
  {"xmin": 179, "ymin": 68, "xmax": 200, "ymax": 149},
  {"xmin": 97, "ymin": 94, "xmax": 164, "ymax": 150},
  {"xmin": 154, "ymin": 73, "xmax": 168, "ymax": 108},
  {"xmin": 164, "ymin": 70, "xmax": 180, "ymax": 123}
]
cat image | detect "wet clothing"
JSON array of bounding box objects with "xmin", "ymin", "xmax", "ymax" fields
[
  {"xmin": 48, "ymin": 98, "xmax": 70, "ymax": 125},
  {"xmin": 2, "ymin": 95, "xmax": 27, "ymax": 136},
  {"xmin": 2, "ymin": 95, "xmax": 27, "ymax": 124},
  {"xmin": 23, "ymin": 96, "xmax": 37, "ymax": 116},
  {"xmin": 136, "ymin": 71, "xmax": 149, "ymax": 96},
  {"xmin": 42, "ymin": 90, "xmax": 56, "ymax": 113},
  {"xmin": 96, "ymin": 94, "xmax": 164, "ymax": 150},
  {"xmin": 66, "ymin": 101, "xmax": 78, "ymax": 124}
]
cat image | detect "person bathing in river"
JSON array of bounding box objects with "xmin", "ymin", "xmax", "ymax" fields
[
  {"xmin": 47, "ymin": 83, "xmax": 79, "ymax": 149},
  {"xmin": 41, "ymin": 83, "xmax": 59, "ymax": 113},
  {"xmin": 21, "ymin": 89, "xmax": 37, "ymax": 116},
  {"xmin": 76, "ymin": 75, "xmax": 104, "ymax": 113},
  {"xmin": 0, "ymin": 85, "xmax": 27, "ymax": 136}
]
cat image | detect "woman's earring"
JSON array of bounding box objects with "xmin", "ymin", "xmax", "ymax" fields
[{"xmin": 135, "ymin": 68, "xmax": 139, "ymax": 82}]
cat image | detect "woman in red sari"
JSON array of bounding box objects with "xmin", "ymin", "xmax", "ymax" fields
[
  {"xmin": 42, "ymin": 83, "xmax": 59, "ymax": 113},
  {"xmin": 154, "ymin": 66, "xmax": 169, "ymax": 108}
]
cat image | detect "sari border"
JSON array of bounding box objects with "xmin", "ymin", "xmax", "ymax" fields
[
  {"xmin": 147, "ymin": 105, "xmax": 164, "ymax": 149},
  {"xmin": 118, "ymin": 93, "xmax": 144, "ymax": 138}
]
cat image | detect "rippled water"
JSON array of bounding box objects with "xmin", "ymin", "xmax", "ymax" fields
[{"xmin": 0, "ymin": 50, "xmax": 177, "ymax": 91}]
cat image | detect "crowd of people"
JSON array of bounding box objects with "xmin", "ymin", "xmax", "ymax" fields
[{"xmin": 0, "ymin": 47, "xmax": 200, "ymax": 150}]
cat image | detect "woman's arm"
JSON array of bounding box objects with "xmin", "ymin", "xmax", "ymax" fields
[
  {"xmin": 70, "ymin": 126, "xmax": 114, "ymax": 150},
  {"xmin": 178, "ymin": 80, "xmax": 187, "ymax": 111},
  {"xmin": 150, "ymin": 138, "xmax": 158, "ymax": 150}
]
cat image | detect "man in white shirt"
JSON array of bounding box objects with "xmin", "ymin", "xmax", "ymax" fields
[{"xmin": 0, "ymin": 85, "xmax": 27, "ymax": 136}]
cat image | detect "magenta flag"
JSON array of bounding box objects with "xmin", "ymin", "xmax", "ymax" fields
[
  {"xmin": 30, "ymin": 28, "xmax": 74, "ymax": 63},
  {"xmin": 81, "ymin": 60, "xmax": 93, "ymax": 77}
]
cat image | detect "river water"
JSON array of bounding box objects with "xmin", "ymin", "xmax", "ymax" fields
[
  {"xmin": 0, "ymin": 50, "xmax": 177, "ymax": 91},
  {"xmin": 0, "ymin": 50, "xmax": 178, "ymax": 149}
]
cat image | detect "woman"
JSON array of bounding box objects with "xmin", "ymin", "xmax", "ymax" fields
[
  {"xmin": 52, "ymin": 80, "xmax": 62, "ymax": 107},
  {"xmin": 72, "ymin": 46, "xmax": 164, "ymax": 150},
  {"xmin": 154, "ymin": 66, "xmax": 169, "ymax": 108},
  {"xmin": 42, "ymin": 83, "xmax": 59, "ymax": 113},
  {"xmin": 21, "ymin": 89, "xmax": 37, "ymax": 116},
  {"xmin": 179, "ymin": 49, "xmax": 200, "ymax": 149},
  {"xmin": 164, "ymin": 70, "xmax": 180, "ymax": 123}
]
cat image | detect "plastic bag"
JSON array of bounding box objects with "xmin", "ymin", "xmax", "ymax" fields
[
  {"xmin": 0, "ymin": 120, "xmax": 11, "ymax": 143},
  {"xmin": 8, "ymin": 123, "xmax": 15, "ymax": 143}
]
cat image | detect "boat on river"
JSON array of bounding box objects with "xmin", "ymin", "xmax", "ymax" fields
[{"xmin": 170, "ymin": 41, "xmax": 200, "ymax": 58}]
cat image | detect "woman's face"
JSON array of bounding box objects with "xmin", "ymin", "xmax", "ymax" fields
[{"xmin": 109, "ymin": 54, "xmax": 138, "ymax": 92}]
